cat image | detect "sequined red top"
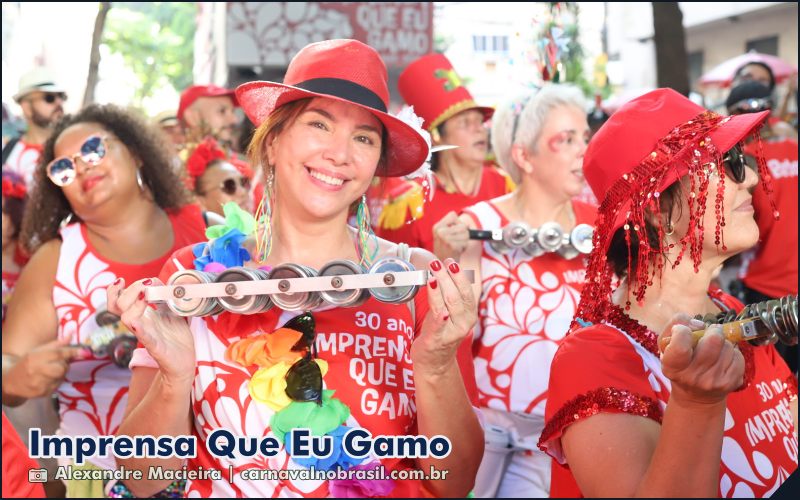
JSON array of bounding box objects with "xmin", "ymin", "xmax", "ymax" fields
[{"xmin": 539, "ymin": 290, "xmax": 798, "ymax": 497}]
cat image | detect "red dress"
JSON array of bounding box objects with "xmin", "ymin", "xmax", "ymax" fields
[
  {"xmin": 539, "ymin": 290, "xmax": 798, "ymax": 498},
  {"xmin": 376, "ymin": 164, "xmax": 514, "ymax": 252},
  {"xmin": 742, "ymin": 138, "xmax": 798, "ymax": 297}
]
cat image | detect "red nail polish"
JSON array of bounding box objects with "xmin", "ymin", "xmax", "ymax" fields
[
  {"xmin": 442, "ymin": 314, "xmax": 449, "ymax": 322},
  {"xmin": 113, "ymin": 278, "xmax": 122, "ymax": 285},
  {"xmin": 138, "ymin": 291, "xmax": 145, "ymax": 301},
  {"xmin": 449, "ymin": 262, "xmax": 460, "ymax": 274},
  {"xmin": 429, "ymin": 279, "xmax": 438, "ymax": 290},
  {"xmin": 142, "ymin": 279, "xmax": 152, "ymax": 286},
  {"xmin": 430, "ymin": 260, "xmax": 442, "ymax": 272}
]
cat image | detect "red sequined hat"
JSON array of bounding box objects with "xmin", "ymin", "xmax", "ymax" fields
[
  {"xmin": 576, "ymin": 88, "xmax": 774, "ymax": 322},
  {"xmin": 398, "ymin": 53, "xmax": 494, "ymax": 131},
  {"xmin": 236, "ymin": 39, "xmax": 429, "ymax": 178}
]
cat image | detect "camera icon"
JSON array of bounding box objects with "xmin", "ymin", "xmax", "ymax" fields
[{"xmin": 28, "ymin": 468, "xmax": 48, "ymax": 483}]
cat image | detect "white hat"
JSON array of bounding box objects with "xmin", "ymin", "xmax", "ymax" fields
[{"xmin": 13, "ymin": 67, "xmax": 66, "ymax": 102}]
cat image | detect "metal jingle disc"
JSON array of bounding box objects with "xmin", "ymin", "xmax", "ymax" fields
[
  {"xmin": 268, "ymin": 264, "xmax": 322, "ymax": 312},
  {"xmin": 319, "ymin": 260, "xmax": 370, "ymax": 308},
  {"xmin": 367, "ymin": 256, "xmax": 417, "ymax": 304},
  {"xmin": 108, "ymin": 334, "xmax": 138, "ymax": 368},
  {"xmin": 216, "ymin": 267, "xmax": 272, "ymax": 314},
  {"xmin": 570, "ymin": 224, "xmax": 595, "ymax": 254},
  {"xmin": 166, "ymin": 270, "xmax": 220, "ymax": 317},
  {"xmin": 537, "ymin": 222, "xmax": 565, "ymax": 252},
  {"xmin": 557, "ymin": 244, "xmax": 580, "ymax": 260},
  {"xmin": 503, "ymin": 221, "xmax": 532, "ymax": 248},
  {"xmin": 523, "ymin": 232, "xmax": 546, "ymax": 257},
  {"xmin": 783, "ymin": 295, "xmax": 798, "ymax": 334},
  {"xmin": 490, "ymin": 239, "xmax": 511, "ymax": 254}
]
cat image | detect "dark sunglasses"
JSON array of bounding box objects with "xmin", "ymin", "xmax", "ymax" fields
[
  {"xmin": 46, "ymin": 135, "xmax": 109, "ymax": 187},
  {"xmin": 283, "ymin": 313, "xmax": 323, "ymax": 406},
  {"xmin": 211, "ymin": 177, "xmax": 251, "ymax": 196},
  {"xmin": 41, "ymin": 92, "xmax": 67, "ymax": 104},
  {"xmin": 722, "ymin": 145, "xmax": 747, "ymax": 184}
]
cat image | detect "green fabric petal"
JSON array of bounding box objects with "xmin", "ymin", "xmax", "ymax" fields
[
  {"xmin": 270, "ymin": 390, "xmax": 350, "ymax": 443},
  {"xmin": 205, "ymin": 202, "xmax": 257, "ymax": 239}
]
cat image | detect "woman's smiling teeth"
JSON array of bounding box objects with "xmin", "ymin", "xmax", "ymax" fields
[{"xmin": 309, "ymin": 169, "xmax": 345, "ymax": 186}]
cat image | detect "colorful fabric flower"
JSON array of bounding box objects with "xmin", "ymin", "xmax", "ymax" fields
[
  {"xmin": 208, "ymin": 228, "xmax": 251, "ymax": 268},
  {"xmin": 192, "ymin": 242, "xmax": 212, "ymax": 271},
  {"xmin": 249, "ymin": 359, "xmax": 329, "ymax": 412},
  {"xmin": 271, "ymin": 390, "xmax": 350, "ymax": 443},
  {"xmin": 206, "ymin": 202, "xmax": 257, "ymax": 240},
  {"xmin": 226, "ymin": 327, "xmax": 304, "ymax": 368},
  {"xmin": 2, "ymin": 175, "xmax": 27, "ymax": 199},
  {"xmin": 286, "ymin": 425, "xmax": 366, "ymax": 471},
  {"xmin": 329, "ymin": 462, "xmax": 396, "ymax": 498}
]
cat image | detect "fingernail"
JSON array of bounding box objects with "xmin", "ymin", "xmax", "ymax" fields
[
  {"xmin": 142, "ymin": 279, "xmax": 152, "ymax": 286},
  {"xmin": 430, "ymin": 260, "xmax": 442, "ymax": 272},
  {"xmin": 131, "ymin": 324, "xmax": 138, "ymax": 333},
  {"xmin": 449, "ymin": 262, "xmax": 460, "ymax": 274},
  {"xmin": 138, "ymin": 291, "xmax": 145, "ymax": 301},
  {"xmin": 442, "ymin": 314, "xmax": 449, "ymax": 322},
  {"xmin": 690, "ymin": 319, "xmax": 706, "ymax": 329},
  {"xmin": 429, "ymin": 279, "xmax": 438, "ymax": 290},
  {"xmin": 80, "ymin": 348, "xmax": 93, "ymax": 359},
  {"xmin": 113, "ymin": 278, "xmax": 122, "ymax": 286}
]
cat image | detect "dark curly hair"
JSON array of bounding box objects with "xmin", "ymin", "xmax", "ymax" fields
[
  {"xmin": 21, "ymin": 104, "xmax": 193, "ymax": 253},
  {"xmin": 2, "ymin": 171, "xmax": 27, "ymax": 241}
]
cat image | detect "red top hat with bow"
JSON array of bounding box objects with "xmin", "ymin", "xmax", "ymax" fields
[
  {"xmin": 398, "ymin": 53, "xmax": 494, "ymax": 132},
  {"xmin": 235, "ymin": 39, "xmax": 428, "ymax": 178}
]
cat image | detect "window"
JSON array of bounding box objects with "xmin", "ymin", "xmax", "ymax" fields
[
  {"xmin": 746, "ymin": 36, "xmax": 778, "ymax": 56},
  {"xmin": 472, "ymin": 35, "xmax": 508, "ymax": 54},
  {"xmin": 688, "ymin": 50, "xmax": 704, "ymax": 89}
]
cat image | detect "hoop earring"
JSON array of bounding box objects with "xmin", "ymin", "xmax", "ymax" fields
[
  {"xmin": 665, "ymin": 220, "xmax": 675, "ymax": 236},
  {"xmin": 357, "ymin": 193, "xmax": 378, "ymax": 267},
  {"xmin": 136, "ymin": 169, "xmax": 145, "ymax": 192},
  {"xmin": 255, "ymin": 166, "xmax": 275, "ymax": 262}
]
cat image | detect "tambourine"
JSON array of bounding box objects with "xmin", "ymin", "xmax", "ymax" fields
[
  {"xmin": 146, "ymin": 257, "xmax": 475, "ymax": 316},
  {"xmin": 469, "ymin": 222, "xmax": 594, "ymax": 259}
]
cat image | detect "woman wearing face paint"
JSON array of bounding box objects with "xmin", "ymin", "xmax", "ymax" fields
[
  {"xmin": 538, "ymin": 89, "xmax": 796, "ymax": 497},
  {"xmin": 1, "ymin": 104, "xmax": 206, "ymax": 497},
  {"xmin": 455, "ymin": 85, "xmax": 597, "ymax": 497},
  {"xmin": 375, "ymin": 53, "xmax": 515, "ymax": 260},
  {"xmin": 108, "ymin": 40, "xmax": 483, "ymax": 498}
]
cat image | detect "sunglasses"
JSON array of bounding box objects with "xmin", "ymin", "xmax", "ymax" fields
[
  {"xmin": 205, "ymin": 177, "xmax": 251, "ymax": 196},
  {"xmin": 27, "ymin": 92, "xmax": 67, "ymax": 104},
  {"xmin": 283, "ymin": 313, "xmax": 323, "ymax": 405},
  {"xmin": 46, "ymin": 135, "xmax": 109, "ymax": 187},
  {"xmin": 721, "ymin": 145, "xmax": 747, "ymax": 184}
]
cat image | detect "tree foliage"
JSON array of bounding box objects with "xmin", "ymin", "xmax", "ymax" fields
[{"xmin": 102, "ymin": 2, "xmax": 196, "ymax": 107}]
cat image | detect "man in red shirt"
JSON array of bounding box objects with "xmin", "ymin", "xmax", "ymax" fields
[{"xmin": 2, "ymin": 412, "xmax": 46, "ymax": 498}]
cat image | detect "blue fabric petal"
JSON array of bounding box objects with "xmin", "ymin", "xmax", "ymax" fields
[
  {"xmin": 192, "ymin": 243, "xmax": 211, "ymax": 271},
  {"xmin": 208, "ymin": 228, "xmax": 249, "ymax": 268},
  {"xmin": 286, "ymin": 426, "xmax": 366, "ymax": 471}
]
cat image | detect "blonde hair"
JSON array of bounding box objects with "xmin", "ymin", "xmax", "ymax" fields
[{"xmin": 491, "ymin": 84, "xmax": 586, "ymax": 183}]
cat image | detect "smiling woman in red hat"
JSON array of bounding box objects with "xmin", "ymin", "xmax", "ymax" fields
[
  {"xmin": 108, "ymin": 39, "xmax": 483, "ymax": 498},
  {"xmin": 376, "ymin": 53, "xmax": 515, "ymax": 259},
  {"xmin": 537, "ymin": 88, "xmax": 797, "ymax": 497}
]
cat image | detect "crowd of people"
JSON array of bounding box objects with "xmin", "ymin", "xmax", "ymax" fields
[{"xmin": 1, "ymin": 37, "xmax": 797, "ymax": 499}]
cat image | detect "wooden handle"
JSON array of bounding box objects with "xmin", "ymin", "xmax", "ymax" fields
[{"xmin": 658, "ymin": 319, "xmax": 765, "ymax": 352}]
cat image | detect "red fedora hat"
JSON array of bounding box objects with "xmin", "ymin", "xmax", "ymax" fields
[
  {"xmin": 236, "ymin": 39, "xmax": 428, "ymax": 178},
  {"xmin": 584, "ymin": 88, "xmax": 769, "ymax": 234},
  {"xmin": 398, "ymin": 53, "xmax": 494, "ymax": 131}
]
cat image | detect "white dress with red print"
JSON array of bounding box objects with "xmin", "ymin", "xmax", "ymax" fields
[
  {"xmin": 53, "ymin": 224, "xmax": 132, "ymax": 471},
  {"xmin": 52, "ymin": 206, "xmax": 206, "ymax": 471},
  {"xmin": 540, "ymin": 292, "xmax": 798, "ymax": 498},
  {"xmin": 2, "ymin": 139, "xmax": 43, "ymax": 189},
  {"xmin": 461, "ymin": 199, "xmax": 596, "ymax": 498},
  {"xmin": 128, "ymin": 246, "xmax": 479, "ymax": 498}
]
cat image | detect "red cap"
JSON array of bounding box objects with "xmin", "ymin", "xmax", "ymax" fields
[
  {"xmin": 235, "ymin": 39, "xmax": 429, "ymax": 178},
  {"xmin": 398, "ymin": 53, "xmax": 493, "ymax": 131},
  {"xmin": 178, "ymin": 85, "xmax": 238, "ymax": 121}
]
